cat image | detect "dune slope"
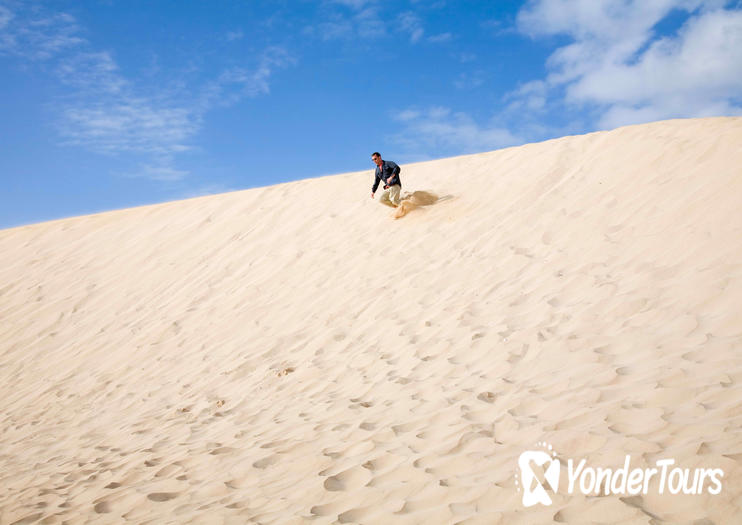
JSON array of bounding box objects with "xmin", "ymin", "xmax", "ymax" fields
[{"xmin": 1, "ymin": 117, "xmax": 741, "ymax": 524}]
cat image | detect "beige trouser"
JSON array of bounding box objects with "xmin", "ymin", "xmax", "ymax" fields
[{"xmin": 378, "ymin": 184, "xmax": 401, "ymax": 207}]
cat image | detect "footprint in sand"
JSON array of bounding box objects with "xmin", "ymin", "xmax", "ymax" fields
[
  {"xmin": 259, "ymin": 438, "xmax": 290, "ymax": 449},
  {"xmin": 253, "ymin": 454, "xmax": 279, "ymax": 469},
  {"xmin": 147, "ymin": 492, "xmax": 179, "ymax": 502},
  {"xmin": 391, "ymin": 421, "xmax": 418, "ymax": 435},
  {"xmin": 309, "ymin": 501, "xmax": 345, "ymax": 517},
  {"xmin": 93, "ymin": 501, "xmax": 111, "ymax": 513},
  {"xmin": 209, "ymin": 447, "xmax": 237, "ymax": 455},
  {"xmin": 322, "ymin": 448, "xmax": 342, "ymax": 459},
  {"xmin": 323, "ymin": 466, "xmax": 371, "ymax": 492}
]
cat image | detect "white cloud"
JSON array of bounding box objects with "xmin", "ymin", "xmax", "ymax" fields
[
  {"xmin": 305, "ymin": 5, "xmax": 385, "ymax": 40},
  {"xmin": 200, "ymin": 47, "xmax": 295, "ymax": 108},
  {"xmin": 0, "ymin": 9, "xmax": 83, "ymax": 59},
  {"xmin": 411, "ymin": 0, "xmax": 446, "ymax": 7},
  {"xmin": 59, "ymin": 45, "xmax": 293, "ymax": 179},
  {"xmin": 312, "ymin": 3, "xmax": 446, "ymax": 43},
  {"xmin": 310, "ymin": 4, "xmax": 450, "ymax": 44},
  {"xmin": 455, "ymin": 51, "xmax": 477, "ymax": 63},
  {"xmin": 427, "ymin": 32, "xmax": 452, "ymax": 43},
  {"xmin": 55, "ymin": 51, "xmax": 125, "ymax": 93},
  {"xmin": 303, "ymin": 17, "xmax": 353, "ymax": 40},
  {"xmin": 396, "ymin": 109, "xmax": 421, "ymax": 121},
  {"xmin": 398, "ymin": 12, "xmax": 424, "ymax": 43},
  {"xmin": 505, "ymin": 80, "xmax": 548, "ymax": 111},
  {"xmin": 514, "ymin": 0, "xmax": 742, "ymax": 129},
  {"xmin": 569, "ymin": 9, "xmax": 742, "ymax": 127},
  {"xmin": 59, "ymin": 100, "xmax": 198, "ymax": 157},
  {"xmin": 390, "ymin": 106, "xmax": 521, "ymax": 160},
  {"xmin": 0, "ymin": 5, "xmax": 12, "ymax": 29},
  {"xmin": 480, "ymin": 18, "xmax": 514, "ymax": 37},
  {"xmin": 330, "ymin": 0, "xmax": 375, "ymax": 8},
  {"xmin": 453, "ymin": 71, "xmax": 485, "ymax": 90},
  {"xmin": 131, "ymin": 164, "xmax": 191, "ymax": 182},
  {"xmin": 355, "ymin": 7, "xmax": 386, "ymax": 38},
  {"xmin": 2, "ymin": 4, "xmax": 294, "ymax": 182}
]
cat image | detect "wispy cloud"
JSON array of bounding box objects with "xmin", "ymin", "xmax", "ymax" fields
[
  {"xmin": 410, "ymin": 0, "xmax": 446, "ymax": 7},
  {"xmin": 129, "ymin": 164, "xmax": 191, "ymax": 183},
  {"xmin": 453, "ymin": 70, "xmax": 485, "ymax": 90},
  {"xmin": 0, "ymin": 8, "xmax": 83, "ymax": 60},
  {"xmin": 200, "ymin": 47, "xmax": 295, "ymax": 108},
  {"xmin": 225, "ymin": 30, "xmax": 243, "ymax": 42},
  {"xmin": 398, "ymin": 11, "xmax": 424, "ymax": 43},
  {"xmin": 427, "ymin": 32, "xmax": 452, "ymax": 43},
  {"xmin": 329, "ymin": 0, "xmax": 377, "ymax": 9},
  {"xmin": 55, "ymin": 51, "xmax": 125, "ymax": 93},
  {"xmin": 310, "ymin": 2, "xmax": 447, "ymax": 43},
  {"xmin": 504, "ymin": 80, "xmax": 548, "ymax": 112},
  {"xmin": 303, "ymin": 17, "xmax": 353, "ymax": 40},
  {"xmin": 389, "ymin": 106, "xmax": 521, "ymax": 160},
  {"xmin": 1, "ymin": 4, "xmax": 295, "ymax": 181},
  {"xmin": 306, "ymin": 3, "xmax": 386, "ymax": 41},
  {"xmin": 514, "ymin": 0, "xmax": 742, "ymax": 129},
  {"xmin": 454, "ymin": 51, "xmax": 476, "ymax": 63},
  {"xmin": 59, "ymin": 101, "xmax": 197, "ymax": 156},
  {"xmin": 355, "ymin": 6, "xmax": 386, "ymax": 38},
  {"xmin": 480, "ymin": 18, "xmax": 518, "ymax": 37},
  {"xmin": 308, "ymin": 3, "xmax": 452, "ymax": 45},
  {"xmin": 0, "ymin": 4, "xmax": 12, "ymax": 29}
]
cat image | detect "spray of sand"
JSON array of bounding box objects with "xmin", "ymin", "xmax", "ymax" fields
[{"xmin": 392, "ymin": 190, "xmax": 442, "ymax": 219}]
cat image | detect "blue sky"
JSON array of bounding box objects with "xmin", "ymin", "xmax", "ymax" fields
[{"xmin": 1, "ymin": 0, "xmax": 741, "ymax": 228}]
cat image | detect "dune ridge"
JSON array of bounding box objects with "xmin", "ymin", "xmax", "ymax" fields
[{"xmin": 1, "ymin": 117, "xmax": 741, "ymax": 524}]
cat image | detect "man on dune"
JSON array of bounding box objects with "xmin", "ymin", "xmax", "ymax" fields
[{"xmin": 370, "ymin": 152, "xmax": 402, "ymax": 207}]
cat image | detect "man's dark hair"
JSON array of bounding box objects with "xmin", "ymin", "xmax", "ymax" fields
[{"xmin": 371, "ymin": 152, "xmax": 381, "ymax": 158}]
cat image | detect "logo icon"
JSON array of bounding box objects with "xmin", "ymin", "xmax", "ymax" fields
[{"xmin": 516, "ymin": 442, "xmax": 560, "ymax": 507}]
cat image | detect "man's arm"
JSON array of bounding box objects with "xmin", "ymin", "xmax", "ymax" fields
[
  {"xmin": 386, "ymin": 161, "xmax": 401, "ymax": 184},
  {"xmin": 371, "ymin": 172, "xmax": 381, "ymax": 196}
]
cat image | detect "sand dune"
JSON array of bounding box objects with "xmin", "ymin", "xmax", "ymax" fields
[{"xmin": 1, "ymin": 117, "xmax": 741, "ymax": 524}]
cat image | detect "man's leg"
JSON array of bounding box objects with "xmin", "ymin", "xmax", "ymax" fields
[
  {"xmin": 388, "ymin": 184, "xmax": 401, "ymax": 206},
  {"xmin": 378, "ymin": 188, "xmax": 396, "ymax": 207}
]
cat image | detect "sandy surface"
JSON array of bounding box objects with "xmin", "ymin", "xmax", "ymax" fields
[{"xmin": 1, "ymin": 117, "xmax": 741, "ymax": 524}]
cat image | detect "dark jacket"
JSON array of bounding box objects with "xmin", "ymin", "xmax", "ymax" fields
[{"xmin": 372, "ymin": 160, "xmax": 401, "ymax": 192}]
